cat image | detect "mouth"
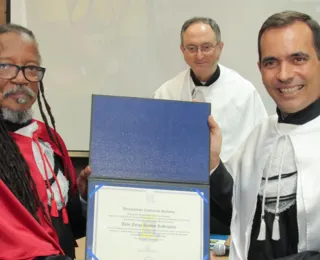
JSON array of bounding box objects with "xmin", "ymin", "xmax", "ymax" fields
[
  {"xmin": 278, "ymin": 85, "xmax": 304, "ymax": 94},
  {"xmin": 7, "ymin": 92, "xmax": 27, "ymax": 98},
  {"xmin": 3, "ymin": 92, "xmax": 32, "ymax": 105},
  {"xmin": 5, "ymin": 91, "xmax": 31, "ymax": 98}
]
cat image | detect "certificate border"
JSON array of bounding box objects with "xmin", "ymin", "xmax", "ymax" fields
[{"xmin": 85, "ymin": 178, "xmax": 210, "ymax": 260}]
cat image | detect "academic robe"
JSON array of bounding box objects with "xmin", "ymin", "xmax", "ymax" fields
[
  {"xmin": 210, "ymin": 99, "xmax": 320, "ymax": 260},
  {"xmin": 0, "ymin": 119, "xmax": 86, "ymax": 260},
  {"xmin": 153, "ymin": 64, "xmax": 268, "ymax": 163}
]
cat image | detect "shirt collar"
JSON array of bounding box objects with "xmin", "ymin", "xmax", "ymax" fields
[
  {"xmin": 190, "ymin": 65, "xmax": 220, "ymax": 87},
  {"xmin": 2, "ymin": 118, "xmax": 32, "ymax": 132},
  {"xmin": 277, "ymin": 98, "xmax": 320, "ymax": 125}
]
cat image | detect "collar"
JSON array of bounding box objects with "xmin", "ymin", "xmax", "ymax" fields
[
  {"xmin": 2, "ymin": 119, "xmax": 32, "ymax": 132},
  {"xmin": 277, "ymin": 98, "xmax": 320, "ymax": 125},
  {"xmin": 190, "ymin": 65, "xmax": 220, "ymax": 86}
]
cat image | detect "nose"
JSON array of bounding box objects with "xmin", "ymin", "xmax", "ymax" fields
[
  {"xmin": 196, "ymin": 48, "xmax": 204, "ymax": 59},
  {"xmin": 277, "ymin": 62, "xmax": 294, "ymax": 83},
  {"xmin": 11, "ymin": 69, "xmax": 28, "ymax": 84}
]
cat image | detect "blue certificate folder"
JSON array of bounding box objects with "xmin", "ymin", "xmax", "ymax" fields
[
  {"xmin": 87, "ymin": 95, "xmax": 211, "ymax": 260},
  {"xmin": 89, "ymin": 95, "xmax": 211, "ymax": 184}
]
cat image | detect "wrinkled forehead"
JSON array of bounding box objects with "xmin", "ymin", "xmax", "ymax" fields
[{"xmin": 0, "ymin": 32, "xmax": 40, "ymax": 64}]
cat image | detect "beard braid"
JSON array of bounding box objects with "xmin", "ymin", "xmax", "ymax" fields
[{"xmin": 1, "ymin": 107, "xmax": 33, "ymax": 124}]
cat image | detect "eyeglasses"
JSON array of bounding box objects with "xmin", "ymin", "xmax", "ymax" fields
[
  {"xmin": 184, "ymin": 43, "xmax": 219, "ymax": 54},
  {"xmin": 0, "ymin": 63, "xmax": 46, "ymax": 82}
]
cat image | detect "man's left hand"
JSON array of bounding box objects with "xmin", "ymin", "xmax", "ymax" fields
[{"xmin": 77, "ymin": 165, "xmax": 91, "ymax": 201}]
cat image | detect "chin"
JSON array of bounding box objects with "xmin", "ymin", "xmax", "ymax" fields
[
  {"xmin": 192, "ymin": 67, "xmax": 210, "ymax": 77},
  {"xmin": 272, "ymin": 90, "xmax": 311, "ymax": 113},
  {"xmin": 3, "ymin": 99, "xmax": 35, "ymax": 112},
  {"xmin": 1, "ymin": 107, "xmax": 33, "ymax": 124},
  {"xmin": 277, "ymin": 101, "xmax": 309, "ymax": 114},
  {"xmin": 194, "ymin": 65, "xmax": 209, "ymax": 70},
  {"xmin": 5, "ymin": 105, "xmax": 31, "ymax": 112}
]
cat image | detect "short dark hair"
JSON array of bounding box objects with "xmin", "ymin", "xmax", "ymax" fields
[
  {"xmin": 258, "ymin": 10, "xmax": 320, "ymax": 63},
  {"xmin": 180, "ymin": 17, "xmax": 221, "ymax": 45}
]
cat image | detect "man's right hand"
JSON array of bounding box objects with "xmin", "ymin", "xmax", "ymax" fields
[{"xmin": 208, "ymin": 115, "xmax": 222, "ymax": 171}]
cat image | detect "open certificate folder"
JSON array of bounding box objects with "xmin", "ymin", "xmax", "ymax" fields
[{"xmin": 86, "ymin": 95, "xmax": 211, "ymax": 260}]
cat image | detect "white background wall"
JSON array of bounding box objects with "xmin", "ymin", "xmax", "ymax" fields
[{"xmin": 11, "ymin": 0, "xmax": 320, "ymax": 151}]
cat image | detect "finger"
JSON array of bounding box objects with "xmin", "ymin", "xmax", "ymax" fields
[
  {"xmin": 208, "ymin": 115, "xmax": 219, "ymax": 129},
  {"xmin": 80, "ymin": 165, "xmax": 92, "ymax": 178},
  {"xmin": 84, "ymin": 165, "xmax": 91, "ymax": 175}
]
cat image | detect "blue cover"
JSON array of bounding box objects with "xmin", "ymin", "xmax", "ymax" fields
[{"xmin": 89, "ymin": 95, "xmax": 211, "ymax": 184}]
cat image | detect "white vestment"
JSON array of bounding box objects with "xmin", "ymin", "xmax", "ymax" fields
[
  {"xmin": 226, "ymin": 114, "xmax": 320, "ymax": 260},
  {"xmin": 153, "ymin": 64, "xmax": 268, "ymax": 162}
]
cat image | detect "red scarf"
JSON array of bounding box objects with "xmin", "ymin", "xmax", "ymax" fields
[{"xmin": 0, "ymin": 120, "xmax": 77, "ymax": 260}]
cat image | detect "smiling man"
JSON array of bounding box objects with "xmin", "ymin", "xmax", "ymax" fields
[
  {"xmin": 153, "ymin": 17, "xmax": 267, "ymax": 164},
  {"xmin": 209, "ymin": 10, "xmax": 320, "ymax": 260},
  {"xmin": 0, "ymin": 24, "xmax": 91, "ymax": 260}
]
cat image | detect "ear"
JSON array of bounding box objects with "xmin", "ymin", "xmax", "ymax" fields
[
  {"xmin": 215, "ymin": 42, "xmax": 224, "ymax": 58},
  {"xmin": 257, "ymin": 61, "xmax": 261, "ymax": 72},
  {"xmin": 180, "ymin": 44, "xmax": 185, "ymax": 53},
  {"xmin": 218, "ymin": 41, "xmax": 224, "ymax": 51}
]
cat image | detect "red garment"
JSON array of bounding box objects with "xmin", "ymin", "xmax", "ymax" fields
[{"xmin": 0, "ymin": 120, "xmax": 77, "ymax": 260}]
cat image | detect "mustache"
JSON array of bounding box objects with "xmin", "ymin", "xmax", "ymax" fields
[{"xmin": 3, "ymin": 85, "xmax": 36, "ymax": 99}]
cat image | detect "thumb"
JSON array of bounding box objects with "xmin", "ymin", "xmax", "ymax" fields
[
  {"xmin": 85, "ymin": 165, "xmax": 91, "ymax": 173},
  {"xmin": 208, "ymin": 115, "xmax": 219, "ymax": 130}
]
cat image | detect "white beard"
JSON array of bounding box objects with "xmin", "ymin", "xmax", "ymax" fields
[{"xmin": 1, "ymin": 107, "xmax": 33, "ymax": 124}]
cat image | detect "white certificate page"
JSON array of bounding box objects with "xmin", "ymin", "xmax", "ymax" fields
[{"xmin": 92, "ymin": 185, "xmax": 204, "ymax": 260}]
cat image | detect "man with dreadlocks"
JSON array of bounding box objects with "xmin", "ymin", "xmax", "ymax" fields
[{"xmin": 0, "ymin": 24, "xmax": 91, "ymax": 260}]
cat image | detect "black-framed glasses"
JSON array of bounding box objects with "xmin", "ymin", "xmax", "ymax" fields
[
  {"xmin": 0, "ymin": 63, "xmax": 46, "ymax": 82},
  {"xmin": 184, "ymin": 42, "xmax": 219, "ymax": 54}
]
